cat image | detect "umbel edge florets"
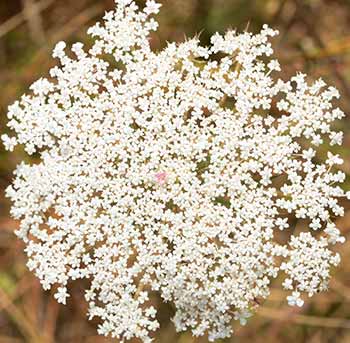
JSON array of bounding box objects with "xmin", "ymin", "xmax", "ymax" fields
[{"xmin": 2, "ymin": 0, "xmax": 349, "ymax": 341}]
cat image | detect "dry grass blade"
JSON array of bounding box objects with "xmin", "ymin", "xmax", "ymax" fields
[
  {"xmin": 0, "ymin": 336, "xmax": 23, "ymax": 343},
  {"xmin": 41, "ymin": 294, "xmax": 60, "ymax": 343},
  {"xmin": 258, "ymin": 307, "xmax": 350, "ymax": 329},
  {"xmin": 0, "ymin": 0, "xmax": 54, "ymax": 38},
  {"xmin": 0, "ymin": 285, "xmax": 41, "ymax": 342},
  {"xmin": 21, "ymin": 0, "xmax": 46, "ymax": 44},
  {"xmin": 331, "ymin": 279, "xmax": 350, "ymax": 302},
  {"xmin": 0, "ymin": 276, "xmax": 34, "ymax": 313},
  {"xmin": 47, "ymin": 3, "xmax": 105, "ymax": 44},
  {"xmin": 307, "ymin": 38, "xmax": 350, "ymax": 59}
]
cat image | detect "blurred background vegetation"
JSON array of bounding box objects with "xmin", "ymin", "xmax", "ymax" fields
[{"xmin": 1, "ymin": 0, "xmax": 350, "ymax": 342}]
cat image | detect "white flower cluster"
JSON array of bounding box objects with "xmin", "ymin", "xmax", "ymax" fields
[{"xmin": 2, "ymin": 0, "xmax": 348, "ymax": 341}]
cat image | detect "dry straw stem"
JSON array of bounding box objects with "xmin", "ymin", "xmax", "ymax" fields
[
  {"xmin": 0, "ymin": 275, "xmax": 34, "ymax": 312},
  {"xmin": 32, "ymin": 3, "xmax": 104, "ymax": 62},
  {"xmin": 47, "ymin": 3, "xmax": 105, "ymax": 44},
  {"xmin": 41, "ymin": 294, "xmax": 60, "ymax": 343},
  {"xmin": 285, "ymin": 36, "xmax": 350, "ymax": 63},
  {"xmin": 21, "ymin": 0, "xmax": 46, "ymax": 44},
  {"xmin": 2, "ymin": 2, "xmax": 105, "ymax": 101},
  {"xmin": 0, "ymin": 0, "xmax": 54, "ymax": 38},
  {"xmin": 0, "ymin": 286, "xmax": 42, "ymax": 343},
  {"xmin": 0, "ymin": 336, "xmax": 22, "ymax": 343},
  {"xmin": 258, "ymin": 307, "xmax": 350, "ymax": 329},
  {"xmin": 306, "ymin": 37, "xmax": 350, "ymax": 59},
  {"xmin": 331, "ymin": 279, "xmax": 350, "ymax": 302},
  {"xmin": 268, "ymin": 289, "xmax": 338, "ymax": 304},
  {"xmin": 301, "ymin": 10, "xmax": 350, "ymax": 105}
]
